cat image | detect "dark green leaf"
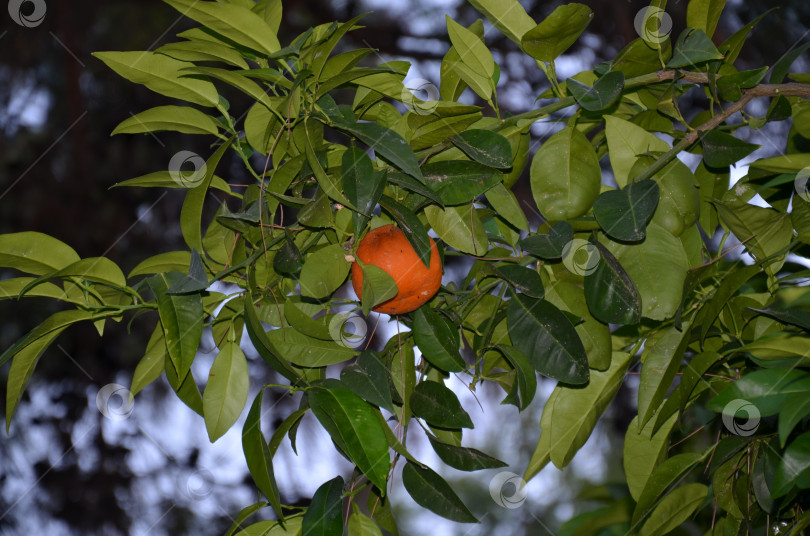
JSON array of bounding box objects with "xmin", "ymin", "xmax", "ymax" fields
[
  {"xmin": 422, "ymin": 161, "xmax": 502, "ymax": 206},
  {"xmin": 593, "ymin": 179, "xmax": 659, "ymax": 242},
  {"xmin": 666, "ymin": 28, "xmax": 724, "ymax": 68},
  {"xmin": 450, "ymin": 130, "xmax": 512, "ymax": 169},
  {"xmin": 386, "ymin": 172, "xmax": 443, "ymax": 207},
  {"xmin": 148, "ymin": 272, "xmax": 203, "ymax": 380},
  {"xmin": 360, "ymin": 264, "xmax": 399, "ymax": 316},
  {"xmin": 493, "ymin": 264, "xmax": 544, "ymax": 299},
  {"xmin": 584, "ymin": 242, "xmax": 641, "ymax": 325},
  {"xmin": 521, "ymin": 4, "xmax": 593, "ymax": 62},
  {"xmin": 519, "ymin": 222, "xmax": 573, "ymax": 259},
  {"xmin": 770, "ymin": 41, "xmax": 810, "ymax": 84},
  {"xmin": 427, "ymin": 435, "xmax": 507, "ymax": 471},
  {"xmin": 299, "ymin": 244, "xmax": 351, "ymax": 300},
  {"xmin": 494, "ymin": 344, "xmax": 537, "ymax": 410},
  {"xmin": 700, "ymin": 130, "xmax": 760, "ymax": 168},
  {"xmin": 342, "ymin": 147, "xmax": 385, "ymax": 216},
  {"xmin": 780, "ymin": 393, "xmax": 810, "ymax": 448},
  {"xmin": 410, "ymin": 380, "xmax": 473, "ymax": 429},
  {"xmin": 302, "ymin": 476, "xmax": 345, "ymax": 536},
  {"xmin": 748, "ymin": 306, "xmax": 810, "ymax": 333},
  {"xmin": 167, "ymin": 249, "xmax": 209, "ymax": 294},
  {"xmin": 243, "ymin": 296, "xmax": 301, "ymax": 384},
  {"xmin": 567, "ymin": 71, "xmax": 625, "ymax": 111},
  {"xmin": 273, "ymin": 236, "xmax": 303, "ymax": 275},
  {"xmin": 378, "ymin": 196, "xmax": 432, "ymax": 267},
  {"xmin": 707, "ymin": 368, "xmax": 810, "ymax": 417},
  {"xmin": 632, "ymin": 452, "xmax": 705, "ymax": 526},
  {"xmin": 340, "ymin": 351, "xmax": 395, "ymax": 413},
  {"xmin": 401, "ymin": 462, "xmax": 478, "ymax": 523},
  {"xmin": 773, "ymin": 432, "xmax": 810, "ymax": 498},
  {"xmin": 413, "ymin": 307, "xmax": 465, "ymax": 373},
  {"xmin": 242, "ymin": 390, "xmax": 283, "ymax": 519},
  {"xmin": 333, "ymin": 122, "xmax": 422, "ymax": 181},
  {"xmin": 204, "ymin": 341, "xmax": 249, "ymax": 442}
]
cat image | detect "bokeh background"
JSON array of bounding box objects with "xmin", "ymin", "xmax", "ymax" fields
[{"xmin": 1, "ymin": 0, "xmax": 808, "ymax": 534}]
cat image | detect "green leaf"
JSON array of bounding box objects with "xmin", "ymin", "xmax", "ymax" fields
[
  {"xmin": 386, "ymin": 172, "xmax": 443, "ymax": 207},
  {"xmin": 162, "ymin": 0, "xmax": 280, "ymax": 56},
  {"xmin": 567, "ymin": 71, "xmax": 625, "ymax": 111},
  {"xmin": 129, "ymin": 251, "xmax": 191, "ymax": 278},
  {"xmin": 639, "ymin": 483, "xmax": 708, "ymax": 536},
  {"xmin": 605, "ymin": 223, "xmax": 689, "ymax": 321},
  {"xmin": 506, "ymin": 294, "xmax": 589, "ymax": 384},
  {"xmin": 333, "ymin": 122, "xmax": 422, "ymax": 181},
  {"xmin": 773, "ymin": 432, "xmax": 810, "ymax": 498},
  {"xmin": 779, "ymin": 394, "xmax": 810, "ymax": 448},
  {"xmin": 273, "ymin": 237, "xmax": 303, "ymax": 275},
  {"xmin": 203, "ymin": 341, "xmax": 249, "ymax": 442},
  {"xmin": 424, "ymin": 205, "xmax": 488, "ymax": 256},
  {"xmin": 401, "ymin": 462, "xmax": 478, "ymax": 523},
  {"xmin": 342, "ymin": 147, "xmax": 385, "ymax": 217},
  {"xmin": 308, "ymin": 386, "xmax": 390, "ymax": 490},
  {"xmin": 422, "ymin": 161, "xmax": 502, "ymax": 206},
  {"xmin": 700, "ymin": 130, "xmax": 759, "ymax": 168},
  {"xmin": 707, "ymin": 368, "xmax": 810, "ymax": 417},
  {"xmin": 360, "ymin": 264, "xmax": 398, "ymax": 316},
  {"xmin": 770, "ymin": 41, "xmax": 810, "ymax": 84},
  {"xmin": 302, "ymin": 476, "xmax": 345, "ymax": 536},
  {"xmin": 686, "ymin": 0, "xmax": 728, "ymax": 37},
  {"xmin": 130, "ymin": 325, "xmax": 167, "ymax": 397},
  {"xmin": 348, "ymin": 512, "xmax": 382, "ymax": 536},
  {"xmin": 242, "ymin": 390, "xmax": 283, "ymax": 519},
  {"xmin": 546, "ymin": 352, "xmax": 632, "ymax": 468},
  {"xmin": 593, "ymin": 179, "xmax": 660, "ymax": 242},
  {"xmin": 493, "ymin": 264, "xmax": 544, "ymax": 299},
  {"xmin": 638, "ymin": 324, "xmax": 690, "ymax": 429},
  {"xmin": 19, "ymin": 256, "xmax": 127, "ymax": 297},
  {"xmin": 340, "ymin": 351, "xmax": 395, "ymax": 413},
  {"xmin": 719, "ymin": 9, "xmax": 775, "ymax": 65},
  {"xmin": 519, "ymin": 222, "xmax": 573, "ymax": 259},
  {"xmin": 666, "ymin": 28, "xmax": 724, "ymax": 68},
  {"xmin": 484, "ymin": 183, "xmax": 529, "ymax": 231},
  {"xmin": 378, "ymin": 196, "xmax": 434, "ymax": 267},
  {"xmin": 112, "ymin": 105, "xmax": 220, "ymax": 136},
  {"xmin": 427, "ymin": 435, "xmax": 507, "ymax": 471},
  {"xmin": 715, "ymin": 201, "xmax": 793, "ymax": 274},
  {"xmin": 748, "ymin": 306, "xmax": 810, "ymax": 333},
  {"xmin": 695, "ymin": 264, "xmax": 760, "ymax": 343},
  {"xmin": 605, "ymin": 115, "xmax": 670, "ymax": 187},
  {"xmin": 410, "ymin": 380, "xmax": 473, "ymax": 429},
  {"xmin": 299, "ymin": 244, "xmax": 351, "ymax": 300},
  {"xmin": 113, "ymin": 171, "xmax": 233, "ymax": 192},
  {"xmin": 584, "ymin": 242, "xmax": 642, "ymax": 325},
  {"xmin": 521, "ymin": 3, "xmax": 593, "ymax": 62},
  {"xmin": 5, "ymin": 310, "xmax": 95, "ymax": 429},
  {"xmin": 244, "ymin": 298, "xmax": 300, "ymax": 384},
  {"xmin": 267, "ymin": 327, "xmax": 356, "ymax": 367},
  {"xmin": 224, "ymin": 501, "xmax": 270, "ymax": 536},
  {"xmin": 0, "ymin": 232, "xmax": 80, "ymax": 276},
  {"xmin": 530, "ymin": 126, "xmax": 601, "ymax": 221},
  {"xmin": 467, "ymin": 0, "xmax": 536, "ymax": 45},
  {"xmin": 494, "ymin": 344, "xmax": 537, "ymax": 410},
  {"xmin": 156, "ymin": 40, "xmax": 249, "ymax": 69},
  {"xmin": 632, "ymin": 452, "xmax": 705, "ymax": 526},
  {"xmin": 166, "ymin": 249, "xmax": 209, "ymax": 294},
  {"xmin": 164, "ymin": 356, "xmax": 204, "ymax": 416},
  {"xmin": 624, "ymin": 411, "xmax": 679, "ymax": 501},
  {"xmin": 180, "ymin": 139, "xmax": 232, "ymax": 252},
  {"xmin": 445, "ymin": 16, "xmax": 495, "ymax": 79},
  {"xmin": 92, "ymin": 51, "xmax": 219, "ymax": 107},
  {"xmin": 0, "ymin": 278, "xmax": 77, "ymax": 304},
  {"xmin": 450, "ymin": 130, "xmax": 512, "ymax": 169},
  {"xmin": 148, "ymin": 272, "xmax": 204, "ymax": 380},
  {"xmin": 413, "ymin": 307, "xmax": 465, "ymax": 373},
  {"xmin": 234, "ymin": 518, "xmax": 302, "ymax": 535}
]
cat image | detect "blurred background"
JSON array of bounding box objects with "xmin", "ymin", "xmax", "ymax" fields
[{"xmin": 0, "ymin": 0, "xmax": 808, "ymax": 534}]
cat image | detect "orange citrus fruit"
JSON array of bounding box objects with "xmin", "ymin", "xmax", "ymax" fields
[{"xmin": 350, "ymin": 224, "xmax": 442, "ymax": 314}]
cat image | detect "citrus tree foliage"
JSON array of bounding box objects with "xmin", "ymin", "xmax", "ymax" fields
[{"xmin": 3, "ymin": 0, "xmax": 810, "ymax": 533}]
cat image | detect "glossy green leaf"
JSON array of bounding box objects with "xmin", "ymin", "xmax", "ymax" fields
[
  {"xmin": 148, "ymin": 272, "xmax": 203, "ymax": 380},
  {"xmin": 0, "ymin": 231, "xmax": 80, "ymax": 276},
  {"xmin": 624, "ymin": 411, "xmax": 679, "ymax": 501},
  {"xmin": 401, "ymin": 462, "xmax": 478, "ymax": 523},
  {"xmin": 130, "ymin": 325, "xmax": 167, "ymax": 397},
  {"xmin": 770, "ymin": 41, "xmax": 810, "ymax": 84},
  {"xmin": 163, "ymin": 0, "xmax": 280, "ymax": 55},
  {"xmin": 302, "ymin": 476, "xmax": 345, "ymax": 536},
  {"xmin": 360, "ymin": 264, "xmax": 398, "ymax": 316},
  {"xmin": 666, "ymin": 28, "xmax": 724, "ymax": 68},
  {"xmin": 342, "ymin": 147, "xmax": 385, "ymax": 216},
  {"xmin": 308, "ymin": 386, "xmax": 390, "ymax": 490},
  {"xmin": 243, "ymin": 296, "xmax": 300, "ymax": 384},
  {"xmin": 638, "ymin": 323, "xmax": 690, "ymax": 429},
  {"xmin": 451, "ymin": 130, "xmax": 512, "ymax": 169},
  {"xmin": 112, "ymin": 105, "xmax": 220, "ymax": 136},
  {"xmin": 632, "ymin": 452, "xmax": 705, "ymax": 526},
  {"xmin": 234, "ymin": 517, "xmax": 302, "ymax": 535},
  {"xmin": 166, "ymin": 249, "xmax": 209, "ymax": 294},
  {"xmin": 507, "ymin": 294, "xmax": 589, "ymax": 384},
  {"xmin": 204, "ymin": 341, "xmax": 249, "ymax": 442},
  {"xmin": 273, "ymin": 237, "xmax": 303, "ymax": 275},
  {"xmin": 242, "ymin": 390, "xmax": 283, "ymax": 519},
  {"xmin": 530, "ymin": 126, "xmax": 601, "ymax": 221},
  {"xmin": 467, "ymin": 0, "xmax": 536, "ymax": 45},
  {"xmin": 427, "ymin": 435, "xmax": 507, "ymax": 471},
  {"xmin": 223, "ymin": 501, "xmax": 270, "ymax": 536},
  {"xmin": 129, "ymin": 251, "xmax": 191, "ymax": 278},
  {"xmin": 700, "ymin": 130, "xmax": 759, "ymax": 168},
  {"xmin": 445, "ymin": 16, "xmax": 495, "ymax": 79},
  {"xmin": 267, "ymin": 327, "xmax": 355, "ymax": 367},
  {"xmin": 686, "ymin": 0, "xmax": 728, "ymax": 37},
  {"xmin": 378, "ymin": 196, "xmax": 433, "ymax": 266},
  {"xmin": 423, "ymin": 204, "xmax": 488, "ymax": 256},
  {"xmin": 156, "ymin": 40, "xmax": 249, "ymax": 69},
  {"xmin": 413, "ymin": 307, "xmax": 465, "ymax": 373},
  {"xmin": 422, "ymin": 161, "xmax": 502, "ymax": 205},
  {"xmin": 493, "ymin": 264, "xmax": 544, "ymax": 299},
  {"xmin": 299, "ymin": 244, "xmax": 351, "ymax": 299},
  {"xmin": 567, "ymin": 71, "xmax": 624, "ymax": 111},
  {"xmin": 639, "ymin": 483, "xmax": 708, "ymax": 536},
  {"xmin": 519, "ymin": 222, "xmax": 573, "ymax": 259},
  {"xmin": 340, "ymin": 351, "xmax": 395, "ymax": 413},
  {"xmin": 605, "ymin": 115, "xmax": 670, "ymax": 187},
  {"xmin": 715, "ymin": 201, "xmax": 792, "ymax": 273},
  {"xmin": 348, "ymin": 512, "xmax": 382, "ymax": 536},
  {"xmin": 0, "ymin": 278, "xmax": 76, "ymax": 304},
  {"xmin": 92, "ymin": 51, "xmax": 219, "ymax": 107},
  {"xmin": 593, "ymin": 179, "xmax": 659, "ymax": 242},
  {"xmin": 707, "ymin": 368, "xmax": 810, "ymax": 417},
  {"xmin": 521, "ymin": 4, "xmax": 593, "ymax": 62},
  {"xmin": 333, "ymin": 122, "xmax": 422, "ymax": 181},
  {"xmin": 779, "ymin": 394, "xmax": 810, "ymax": 448},
  {"xmin": 410, "ymin": 380, "xmax": 473, "ymax": 429},
  {"xmin": 484, "ymin": 183, "xmax": 529, "ymax": 231},
  {"xmin": 180, "ymin": 139, "xmax": 232, "ymax": 252},
  {"xmin": 494, "ymin": 344, "xmax": 537, "ymax": 410},
  {"xmin": 386, "ymin": 172, "xmax": 443, "ymax": 207},
  {"xmin": 584, "ymin": 242, "xmax": 641, "ymax": 325}
]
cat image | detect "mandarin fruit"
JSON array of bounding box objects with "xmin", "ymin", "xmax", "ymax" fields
[{"xmin": 350, "ymin": 224, "xmax": 442, "ymax": 314}]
